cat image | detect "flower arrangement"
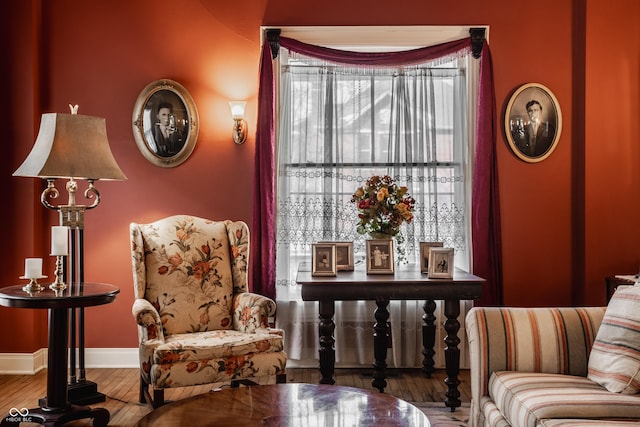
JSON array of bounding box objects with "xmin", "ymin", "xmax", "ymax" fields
[{"xmin": 351, "ymin": 175, "xmax": 415, "ymax": 237}]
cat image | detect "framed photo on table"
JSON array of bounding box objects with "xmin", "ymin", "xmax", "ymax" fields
[
  {"xmin": 366, "ymin": 240, "xmax": 394, "ymax": 275},
  {"xmin": 334, "ymin": 242, "xmax": 354, "ymax": 271},
  {"xmin": 428, "ymin": 247, "xmax": 454, "ymax": 279},
  {"xmin": 312, "ymin": 243, "xmax": 337, "ymax": 276},
  {"xmin": 419, "ymin": 242, "xmax": 444, "ymax": 273}
]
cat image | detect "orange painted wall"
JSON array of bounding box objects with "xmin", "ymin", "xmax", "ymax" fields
[
  {"xmin": 1, "ymin": 0, "xmax": 638, "ymax": 352},
  {"xmin": 584, "ymin": 0, "xmax": 640, "ymax": 302}
]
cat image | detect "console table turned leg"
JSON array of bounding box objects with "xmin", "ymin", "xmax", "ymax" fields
[
  {"xmin": 421, "ymin": 299, "xmax": 436, "ymax": 377},
  {"xmin": 443, "ymin": 299, "xmax": 461, "ymax": 411},
  {"xmin": 318, "ymin": 300, "xmax": 336, "ymax": 385},
  {"xmin": 372, "ymin": 299, "xmax": 389, "ymax": 393}
]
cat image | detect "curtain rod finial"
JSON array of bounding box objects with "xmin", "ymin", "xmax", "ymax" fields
[
  {"xmin": 470, "ymin": 28, "xmax": 485, "ymax": 59},
  {"xmin": 266, "ymin": 29, "xmax": 281, "ymax": 59}
]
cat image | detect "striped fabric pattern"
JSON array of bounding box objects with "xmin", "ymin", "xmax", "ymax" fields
[
  {"xmin": 466, "ymin": 307, "xmax": 607, "ymax": 427},
  {"xmin": 540, "ymin": 420, "xmax": 640, "ymax": 427},
  {"xmin": 489, "ymin": 371, "xmax": 640, "ymax": 427},
  {"xmin": 588, "ymin": 285, "xmax": 640, "ymax": 394}
]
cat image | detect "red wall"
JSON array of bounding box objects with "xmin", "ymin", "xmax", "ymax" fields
[{"xmin": 1, "ymin": 0, "xmax": 639, "ymax": 352}]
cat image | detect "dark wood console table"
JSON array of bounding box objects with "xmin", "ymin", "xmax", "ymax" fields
[
  {"xmin": 605, "ymin": 275, "xmax": 636, "ymax": 303},
  {"xmin": 0, "ymin": 282, "xmax": 119, "ymax": 426},
  {"xmin": 297, "ymin": 263, "xmax": 484, "ymax": 411}
]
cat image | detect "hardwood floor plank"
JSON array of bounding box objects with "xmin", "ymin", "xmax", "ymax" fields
[{"xmin": 0, "ymin": 367, "xmax": 470, "ymax": 426}]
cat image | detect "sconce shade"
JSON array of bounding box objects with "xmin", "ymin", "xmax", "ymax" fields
[
  {"xmin": 229, "ymin": 101, "xmax": 246, "ymax": 119},
  {"xmin": 13, "ymin": 113, "xmax": 127, "ymax": 180}
]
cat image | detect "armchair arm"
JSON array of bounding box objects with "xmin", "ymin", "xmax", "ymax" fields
[
  {"xmin": 465, "ymin": 306, "xmax": 606, "ymax": 406},
  {"xmin": 233, "ymin": 292, "xmax": 276, "ymax": 333},
  {"xmin": 132, "ymin": 298, "xmax": 165, "ymax": 343}
]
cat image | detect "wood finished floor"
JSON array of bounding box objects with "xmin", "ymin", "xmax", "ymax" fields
[{"xmin": 0, "ymin": 367, "xmax": 470, "ymax": 426}]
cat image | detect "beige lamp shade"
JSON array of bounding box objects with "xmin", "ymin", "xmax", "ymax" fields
[{"xmin": 13, "ymin": 113, "xmax": 127, "ymax": 180}]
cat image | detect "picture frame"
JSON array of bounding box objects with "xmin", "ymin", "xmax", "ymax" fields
[
  {"xmin": 366, "ymin": 240, "xmax": 394, "ymax": 275},
  {"xmin": 504, "ymin": 83, "xmax": 562, "ymax": 163},
  {"xmin": 312, "ymin": 243, "xmax": 337, "ymax": 276},
  {"xmin": 333, "ymin": 241, "xmax": 354, "ymax": 271},
  {"xmin": 419, "ymin": 242, "xmax": 444, "ymax": 274},
  {"xmin": 132, "ymin": 79, "xmax": 199, "ymax": 168},
  {"xmin": 428, "ymin": 247, "xmax": 454, "ymax": 279}
]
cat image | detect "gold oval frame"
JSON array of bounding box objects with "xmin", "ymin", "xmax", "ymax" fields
[
  {"xmin": 504, "ymin": 83, "xmax": 562, "ymax": 163},
  {"xmin": 132, "ymin": 79, "xmax": 199, "ymax": 168}
]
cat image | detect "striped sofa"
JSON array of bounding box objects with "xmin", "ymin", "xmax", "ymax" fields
[{"xmin": 466, "ymin": 306, "xmax": 640, "ymax": 427}]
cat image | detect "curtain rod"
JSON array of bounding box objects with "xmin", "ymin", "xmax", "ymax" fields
[{"xmin": 266, "ymin": 27, "xmax": 486, "ymax": 60}]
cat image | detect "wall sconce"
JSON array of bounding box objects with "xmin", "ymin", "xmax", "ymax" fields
[{"xmin": 229, "ymin": 101, "xmax": 247, "ymax": 145}]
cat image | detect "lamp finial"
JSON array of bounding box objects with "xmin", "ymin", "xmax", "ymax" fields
[{"xmin": 69, "ymin": 104, "xmax": 79, "ymax": 115}]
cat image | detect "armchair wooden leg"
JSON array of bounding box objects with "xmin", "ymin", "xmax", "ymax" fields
[
  {"xmin": 152, "ymin": 389, "xmax": 165, "ymax": 408},
  {"xmin": 139, "ymin": 375, "xmax": 165, "ymax": 408},
  {"xmin": 139, "ymin": 375, "xmax": 147, "ymax": 404}
]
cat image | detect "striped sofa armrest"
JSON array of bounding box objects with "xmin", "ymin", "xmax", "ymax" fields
[{"xmin": 466, "ymin": 306, "xmax": 606, "ymax": 406}]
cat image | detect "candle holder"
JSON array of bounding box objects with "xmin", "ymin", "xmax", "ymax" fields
[
  {"xmin": 49, "ymin": 255, "xmax": 67, "ymax": 294},
  {"xmin": 20, "ymin": 275, "xmax": 47, "ymax": 295}
]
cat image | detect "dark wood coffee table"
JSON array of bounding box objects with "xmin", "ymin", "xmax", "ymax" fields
[{"xmin": 135, "ymin": 383, "xmax": 430, "ymax": 426}]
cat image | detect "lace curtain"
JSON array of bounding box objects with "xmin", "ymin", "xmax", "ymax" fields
[{"xmin": 275, "ymin": 50, "xmax": 475, "ymax": 368}]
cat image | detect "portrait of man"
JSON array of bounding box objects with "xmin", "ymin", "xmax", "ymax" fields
[
  {"xmin": 506, "ymin": 84, "xmax": 562, "ymax": 162},
  {"xmin": 142, "ymin": 90, "xmax": 189, "ymax": 158}
]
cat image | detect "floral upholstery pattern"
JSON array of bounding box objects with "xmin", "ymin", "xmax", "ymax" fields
[{"xmin": 130, "ymin": 215, "xmax": 286, "ymax": 406}]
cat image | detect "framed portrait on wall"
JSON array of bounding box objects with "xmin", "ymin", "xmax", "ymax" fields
[
  {"xmin": 505, "ymin": 83, "xmax": 562, "ymax": 163},
  {"xmin": 132, "ymin": 79, "xmax": 199, "ymax": 168}
]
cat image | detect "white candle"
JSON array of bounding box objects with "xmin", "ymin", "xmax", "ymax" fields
[
  {"xmin": 51, "ymin": 226, "xmax": 69, "ymax": 256},
  {"xmin": 25, "ymin": 258, "xmax": 43, "ymax": 278}
]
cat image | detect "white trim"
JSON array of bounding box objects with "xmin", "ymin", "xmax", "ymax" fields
[
  {"xmin": 261, "ymin": 25, "xmax": 490, "ymax": 51},
  {"xmin": 0, "ymin": 348, "xmax": 139, "ymax": 374},
  {"xmin": 0, "ymin": 349, "xmax": 47, "ymax": 374}
]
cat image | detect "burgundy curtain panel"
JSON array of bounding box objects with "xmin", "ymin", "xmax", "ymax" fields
[{"xmin": 252, "ymin": 35, "xmax": 503, "ymax": 305}]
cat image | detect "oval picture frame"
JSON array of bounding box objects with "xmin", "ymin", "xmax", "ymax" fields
[
  {"xmin": 132, "ymin": 79, "xmax": 199, "ymax": 167},
  {"xmin": 505, "ymin": 83, "xmax": 562, "ymax": 163}
]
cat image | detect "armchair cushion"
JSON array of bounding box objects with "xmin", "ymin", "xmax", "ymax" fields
[
  {"xmin": 141, "ymin": 217, "xmax": 234, "ymax": 336},
  {"xmin": 588, "ymin": 285, "xmax": 640, "ymax": 394}
]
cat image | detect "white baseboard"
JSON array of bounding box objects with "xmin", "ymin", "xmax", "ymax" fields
[{"xmin": 0, "ymin": 348, "xmax": 139, "ymax": 375}]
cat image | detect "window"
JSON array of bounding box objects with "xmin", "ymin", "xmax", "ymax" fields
[{"xmin": 269, "ymin": 27, "xmax": 480, "ymax": 368}]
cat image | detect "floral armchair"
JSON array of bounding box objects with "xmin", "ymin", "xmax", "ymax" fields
[{"xmin": 130, "ymin": 215, "xmax": 287, "ymax": 408}]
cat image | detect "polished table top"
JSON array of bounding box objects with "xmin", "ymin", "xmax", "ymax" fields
[
  {"xmin": 135, "ymin": 383, "xmax": 430, "ymax": 426},
  {"xmin": 297, "ymin": 263, "xmax": 484, "ymax": 301},
  {"xmin": 0, "ymin": 282, "xmax": 119, "ymax": 309}
]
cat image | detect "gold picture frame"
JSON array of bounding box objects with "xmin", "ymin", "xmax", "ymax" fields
[
  {"xmin": 505, "ymin": 82, "xmax": 562, "ymax": 163},
  {"xmin": 366, "ymin": 240, "xmax": 394, "ymax": 275},
  {"xmin": 419, "ymin": 242, "xmax": 444, "ymax": 274},
  {"xmin": 428, "ymin": 247, "xmax": 454, "ymax": 279},
  {"xmin": 312, "ymin": 243, "xmax": 337, "ymax": 276},
  {"xmin": 334, "ymin": 241, "xmax": 354, "ymax": 271},
  {"xmin": 132, "ymin": 79, "xmax": 199, "ymax": 168}
]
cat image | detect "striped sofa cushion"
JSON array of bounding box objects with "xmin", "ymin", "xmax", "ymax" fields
[
  {"xmin": 540, "ymin": 420, "xmax": 640, "ymax": 427},
  {"xmin": 489, "ymin": 371, "xmax": 640, "ymax": 427},
  {"xmin": 588, "ymin": 285, "xmax": 640, "ymax": 394}
]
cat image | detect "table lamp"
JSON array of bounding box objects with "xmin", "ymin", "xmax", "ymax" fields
[{"xmin": 13, "ymin": 105, "xmax": 126, "ymax": 404}]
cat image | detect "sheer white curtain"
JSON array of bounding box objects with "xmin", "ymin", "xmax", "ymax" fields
[{"xmin": 275, "ymin": 49, "xmax": 475, "ymax": 368}]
